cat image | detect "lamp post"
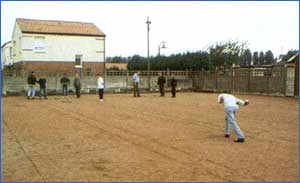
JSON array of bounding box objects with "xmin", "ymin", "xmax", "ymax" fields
[
  {"xmin": 146, "ymin": 16, "xmax": 151, "ymax": 90},
  {"xmin": 158, "ymin": 41, "xmax": 167, "ymax": 56}
]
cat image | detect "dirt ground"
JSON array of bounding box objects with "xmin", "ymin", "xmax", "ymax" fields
[{"xmin": 2, "ymin": 92, "xmax": 298, "ymax": 182}]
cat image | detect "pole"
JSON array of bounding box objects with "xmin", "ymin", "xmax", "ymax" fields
[
  {"xmin": 103, "ymin": 38, "xmax": 106, "ymax": 88},
  {"xmin": 146, "ymin": 16, "xmax": 151, "ymax": 90},
  {"xmin": 158, "ymin": 46, "xmax": 160, "ymax": 56}
]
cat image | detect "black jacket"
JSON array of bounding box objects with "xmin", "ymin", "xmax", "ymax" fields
[
  {"xmin": 37, "ymin": 78, "xmax": 47, "ymax": 88},
  {"xmin": 170, "ymin": 78, "xmax": 177, "ymax": 87},
  {"xmin": 27, "ymin": 75, "xmax": 37, "ymax": 85},
  {"xmin": 73, "ymin": 78, "xmax": 81, "ymax": 88},
  {"xmin": 157, "ymin": 76, "xmax": 166, "ymax": 86},
  {"xmin": 61, "ymin": 77, "xmax": 70, "ymax": 86}
]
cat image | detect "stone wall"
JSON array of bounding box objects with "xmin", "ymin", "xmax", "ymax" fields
[
  {"xmin": 2, "ymin": 70, "xmax": 192, "ymax": 95},
  {"xmin": 2, "ymin": 66, "xmax": 296, "ymax": 97}
]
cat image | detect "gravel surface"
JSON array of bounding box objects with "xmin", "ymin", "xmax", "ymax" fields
[{"xmin": 2, "ymin": 93, "xmax": 298, "ymax": 181}]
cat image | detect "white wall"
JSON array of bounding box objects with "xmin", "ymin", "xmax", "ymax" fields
[
  {"xmin": 1, "ymin": 42, "xmax": 13, "ymax": 65},
  {"xmin": 1, "ymin": 42, "xmax": 13, "ymax": 67},
  {"xmin": 12, "ymin": 24, "xmax": 22, "ymax": 63},
  {"xmin": 14, "ymin": 32, "xmax": 105, "ymax": 63}
]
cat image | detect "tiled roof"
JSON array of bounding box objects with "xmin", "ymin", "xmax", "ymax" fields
[{"xmin": 16, "ymin": 18, "xmax": 105, "ymax": 37}]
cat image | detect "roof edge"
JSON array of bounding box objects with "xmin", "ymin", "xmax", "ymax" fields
[
  {"xmin": 22, "ymin": 31, "xmax": 106, "ymax": 37},
  {"xmin": 287, "ymin": 52, "xmax": 299, "ymax": 63},
  {"xmin": 1, "ymin": 41, "xmax": 13, "ymax": 48}
]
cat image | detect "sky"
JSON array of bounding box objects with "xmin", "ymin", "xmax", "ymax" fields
[{"xmin": 1, "ymin": 1, "xmax": 299, "ymax": 58}]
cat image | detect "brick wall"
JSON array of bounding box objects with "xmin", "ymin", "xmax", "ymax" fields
[{"xmin": 13, "ymin": 61, "xmax": 104, "ymax": 75}]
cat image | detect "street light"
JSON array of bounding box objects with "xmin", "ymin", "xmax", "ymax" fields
[
  {"xmin": 146, "ymin": 16, "xmax": 151, "ymax": 90},
  {"xmin": 158, "ymin": 41, "xmax": 167, "ymax": 56}
]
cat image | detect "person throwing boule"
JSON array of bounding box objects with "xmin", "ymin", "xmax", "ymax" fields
[{"xmin": 218, "ymin": 93, "xmax": 249, "ymax": 143}]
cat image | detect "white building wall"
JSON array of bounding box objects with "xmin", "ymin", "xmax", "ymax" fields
[
  {"xmin": 19, "ymin": 33, "xmax": 105, "ymax": 63},
  {"xmin": 12, "ymin": 24, "xmax": 23, "ymax": 63},
  {"xmin": 1, "ymin": 42, "xmax": 14, "ymax": 67}
]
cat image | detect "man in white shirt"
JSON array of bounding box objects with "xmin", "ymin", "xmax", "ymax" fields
[
  {"xmin": 133, "ymin": 71, "xmax": 140, "ymax": 97},
  {"xmin": 218, "ymin": 93, "xmax": 249, "ymax": 142},
  {"xmin": 97, "ymin": 73, "xmax": 105, "ymax": 102}
]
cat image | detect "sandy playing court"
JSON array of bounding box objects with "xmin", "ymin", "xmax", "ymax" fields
[{"xmin": 2, "ymin": 92, "xmax": 298, "ymax": 181}]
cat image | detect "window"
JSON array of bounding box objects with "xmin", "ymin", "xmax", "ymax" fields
[
  {"xmin": 34, "ymin": 37, "xmax": 46, "ymax": 52},
  {"xmin": 22, "ymin": 36, "xmax": 34, "ymax": 50},
  {"xmin": 75, "ymin": 55, "xmax": 83, "ymax": 68},
  {"xmin": 9, "ymin": 47, "xmax": 13, "ymax": 58}
]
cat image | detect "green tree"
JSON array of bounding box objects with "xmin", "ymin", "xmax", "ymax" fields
[
  {"xmin": 253, "ymin": 51, "xmax": 259, "ymax": 65},
  {"xmin": 240, "ymin": 49, "xmax": 252, "ymax": 66},
  {"xmin": 208, "ymin": 40, "xmax": 248, "ymax": 70},
  {"xmin": 259, "ymin": 51, "xmax": 264, "ymax": 65},
  {"xmin": 264, "ymin": 50, "xmax": 274, "ymax": 65},
  {"xmin": 279, "ymin": 50, "xmax": 298, "ymax": 63}
]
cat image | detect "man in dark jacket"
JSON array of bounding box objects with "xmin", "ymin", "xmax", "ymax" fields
[
  {"xmin": 27, "ymin": 72, "xmax": 37, "ymax": 99},
  {"xmin": 170, "ymin": 74, "xmax": 177, "ymax": 98},
  {"xmin": 37, "ymin": 78, "xmax": 47, "ymax": 99},
  {"xmin": 60, "ymin": 73, "xmax": 70, "ymax": 98},
  {"xmin": 157, "ymin": 73, "xmax": 166, "ymax": 97},
  {"xmin": 73, "ymin": 73, "xmax": 81, "ymax": 98}
]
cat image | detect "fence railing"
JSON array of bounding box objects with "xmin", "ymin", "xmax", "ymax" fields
[
  {"xmin": 1, "ymin": 65, "xmax": 294, "ymax": 96},
  {"xmin": 191, "ymin": 66, "xmax": 287, "ymax": 95}
]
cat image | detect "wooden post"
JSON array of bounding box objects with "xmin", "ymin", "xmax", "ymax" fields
[
  {"xmin": 231, "ymin": 67, "xmax": 234, "ymax": 93},
  {"xmin": 247, "ymin": 67, "xmax": 251, "ymax": 93},
  {"xmin": 215, "ymin": 67, "xmax": 218, "ymax": 91},
  {"xmin": 282, "ymin": 66, "xmax": 287, "ymax": 95},
  {"xmin": 126, "ymin": 70, "xmax": 129, "ymax": 92}
]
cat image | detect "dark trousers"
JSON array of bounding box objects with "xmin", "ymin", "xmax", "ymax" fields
[
  {"xmin": 133, "ymin": 83, "xmax": 140, "ymax": 97},
  {"xmin": 40, "ymin": 88, "xmax": 47, "ymax": 98},
  {"xmin": 62, "ymin": 85, "xmax": 68, "ymax": 96},
  {"xmin": 75, "ymin": 87, "xmax": 80, "ymax": 98},
  {"xmin": 171, "ymin": 87, "xmax": 176, "ymax": 97},
  {"xmin": 159, "ymin": 85, "xmax": 165, "ymax": 96},
  {"xmin": 98, "ymin": 89, "xmax": 104, "ymax": 99}
]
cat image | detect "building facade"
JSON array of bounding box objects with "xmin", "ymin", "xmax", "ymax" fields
[
  {"xmin": 1, "ymin": 41, "xmax": 13, "ymax": 68},
  {"xmin": 5, "ymin": 18, "xmax": 106, "ymax": 74}
]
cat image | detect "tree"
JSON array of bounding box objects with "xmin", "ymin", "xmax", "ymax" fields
[
  {"xmin": 259, "ymin": 51, "xmax": 264, "ymax": 65},
  {"xmin": 208, "ymin": 40, "xmax": 248, "ymax": 70},
  {"xmin": 126, "ymin": 51, "xmax": 211, "ymax": 71},
  {"xmin": 253, "ymin": 51, "xmax": 259, "ymax": 65},
  {"xmin": 279, "ymin": 50, "xmax": 298, "ymax": 63},
  {"xmin": 240, "ymin": 49, "xmax": 252, "ymax": 66},
  {"xmin": 264, "ymin": 50, "xmax": 274, "ymax": 65}
]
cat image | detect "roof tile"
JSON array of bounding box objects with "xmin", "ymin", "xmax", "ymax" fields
[{"xmin": 16, "ymin": 18, "xmax": 105, "ymax": 36}]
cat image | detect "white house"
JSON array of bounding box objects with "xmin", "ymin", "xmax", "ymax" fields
[
  {"xmin": 7, "ymin": 18, "xmax": 106, "ymax": 74},
  {"xmin": 1, "ymin": 41, "xmax": 14, "ymax": 68}
]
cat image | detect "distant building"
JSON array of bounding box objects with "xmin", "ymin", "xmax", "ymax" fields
[
  {"xmin": 287, "ymin": 52, "xmax": 299, "ymax": 96},
  {"xmin": 1, "ymin": 41, "xmax": 13, "ymax": 68},
  {"xmin": 3, "ymin": 18, "xmax": 106, "ymax": 74}
]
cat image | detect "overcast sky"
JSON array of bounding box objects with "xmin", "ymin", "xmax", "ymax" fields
[{"xmin": 1, "ymin": 1, "xmax": 299, "ymax": 58}]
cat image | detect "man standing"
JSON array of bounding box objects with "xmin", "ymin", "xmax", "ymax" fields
[
  {"xmin": 73, "ymin": 73, "xmax": 81, "ymax": 98},
  {"xmin": 157, "ymin": 73, "xmax": 166, "ymax": 97},
  {"xmin": 218, "ymin": 93, "xmax": 249, "ymax": 143},
  {"xmin": 37, "ymin": 78, "xmax": 47, "ymax": 99},
  {"xmin": 60, "ymin": 73, "xmax": 70, "ymax": 99},
  {"xmin": 27, "ymin": 72, "xmax": 37, "ymax": 99},
  {"xmin": 133, "ymin": 71, "xmax": 140, "ymax": 97},
  {"xmin": 97, "ymin": 73, "xmax": 104, "ymax": 102},
  {"xmin": 170, "ymin": 74, "xmax": 177, "ymax": 98}
]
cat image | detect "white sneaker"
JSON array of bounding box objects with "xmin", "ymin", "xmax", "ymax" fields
[{"xmin": 100, "ymin": 99, "xmax": 104, "ymax": 102}]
